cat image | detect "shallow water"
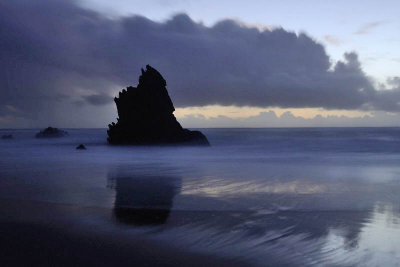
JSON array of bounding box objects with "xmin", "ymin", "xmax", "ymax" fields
[{"xmin": 1, "ymin": 128, "xmax": 400, "ymax": 266}]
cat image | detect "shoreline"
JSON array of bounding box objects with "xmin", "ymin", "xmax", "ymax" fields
[{"xmin": 0, "ymin": 198, "xmax": 247, "ymax": 266}]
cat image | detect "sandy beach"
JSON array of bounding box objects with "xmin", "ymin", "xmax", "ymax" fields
[
  {"xmin": 0, "ymin": 198, "xmax": 246, "ymax": 266},
  {"xmin": 1, "ymin": 128, "xmax": 400, "ymax": 266}
]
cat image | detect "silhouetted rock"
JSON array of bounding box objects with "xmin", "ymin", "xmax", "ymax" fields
[
  {"xmin": 76, "ymin": 144, "xmax": 86, "ymax": 150},
  {"xmin": 1, "ymin": 134, "xmax": 13, "ymax": 139},
  {"xmin": 35, "ymin": 127, "xmax": 68, "ymax": 138},
  {"xmin": 107, "ymin": 65, "xmax": 209, "ymax": 146},
  {"xmin": 108, "ymin": 168, "xmax": 182, "ymax": 226}
]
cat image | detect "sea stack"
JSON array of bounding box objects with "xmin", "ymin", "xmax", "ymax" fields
[
  {"xmin": 107, "ymin": 65, "xmax": 209, "ymax": 146},
  {"xmin": 35, "ymin": 127, "xmax": 68, "ymax": 138}
]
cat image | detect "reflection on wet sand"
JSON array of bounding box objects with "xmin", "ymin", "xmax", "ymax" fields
[
  {"xmin": 105, "ymin": 166, "xmax": 400, "ymax": 264},
  {"xmin": 319, "ymin": 203, "xmax": 400, "ymax": 266},
  {"xmin": 151, "ymin": 204, "xmax": 400, "ymax": 265},
  {"xmin": 105, "ymin": 165, "xmax": 400, "ymax": 265},
  {"xmin": 107, "ymin": 168, "xmax": 181, "ymax": 226}
]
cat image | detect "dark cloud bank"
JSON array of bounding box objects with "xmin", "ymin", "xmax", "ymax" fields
[{"xmin": 0, "ymin": 0, "xmax": 399, "ymax": 127}]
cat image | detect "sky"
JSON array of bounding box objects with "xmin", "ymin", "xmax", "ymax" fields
[
  {"xmin": 80, "ymin": 0, "xmax": 400, "ymax": 82},
  {"xmin": 1, "ymin": 0, "xmax": 400, "ymax": 128}
]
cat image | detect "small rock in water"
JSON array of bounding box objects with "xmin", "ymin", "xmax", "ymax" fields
[
  {"xmin": 76, "ymin": 144, "xmax": 86, "ymax": 150},
  {"xmin": 1, "ymin": 134, "xmax": 13, "ymax": 139},
  {"xmin": 36, "ymin": 127, "xmax": 68, "ymax": 138}
]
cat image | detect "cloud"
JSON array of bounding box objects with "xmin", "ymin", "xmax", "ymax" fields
[
  {"xmin": 83, "ymin": 93, "xmax": 113, "ymax": 106},
  {"xmin": 0, "ymin": 0, "xmax": 399, "ymax": 127},
  {"xmin": 354, "ymin": 21, "xmax": 386, "ymax": 35},
  {"xmin": 323, "ymin": 35, "xmax": 341, "ymax": 46}
]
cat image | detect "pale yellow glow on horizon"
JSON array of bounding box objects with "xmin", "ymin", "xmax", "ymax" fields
[{"xmin": 174, "ymin": 105, "xmax": 371, "ymax": 119}]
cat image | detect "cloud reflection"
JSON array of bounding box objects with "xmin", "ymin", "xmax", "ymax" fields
[{"xmin": 181, "ymin": 178, "xmax": 327, "ymax": 197}]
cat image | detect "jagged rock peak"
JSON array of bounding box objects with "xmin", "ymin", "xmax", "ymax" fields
[
  {"xmin": 107, "ymin": 65, "xmax": 210, "ymax": 146},
  {"xmin": 138, "ymin": 65, "xmax": 167, "ymax": 88}
]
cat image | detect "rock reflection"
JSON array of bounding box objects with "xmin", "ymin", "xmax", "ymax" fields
[{"xmin": 108, "ymin": 168, "xmax": 181, "ymax": 226}]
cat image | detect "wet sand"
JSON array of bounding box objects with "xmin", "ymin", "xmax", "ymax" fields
[
  {"xmin": 0, "ymin": 199, "xmax": 246, "ymax": 267},
  {"xmin": 2, "ymin": 128, "xmax": 400, "ymax": 265}
]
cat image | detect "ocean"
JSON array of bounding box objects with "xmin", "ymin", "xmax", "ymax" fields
[{"xmin": 1, "ymin": 128, "xmax": 400, "ymax": 266}]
